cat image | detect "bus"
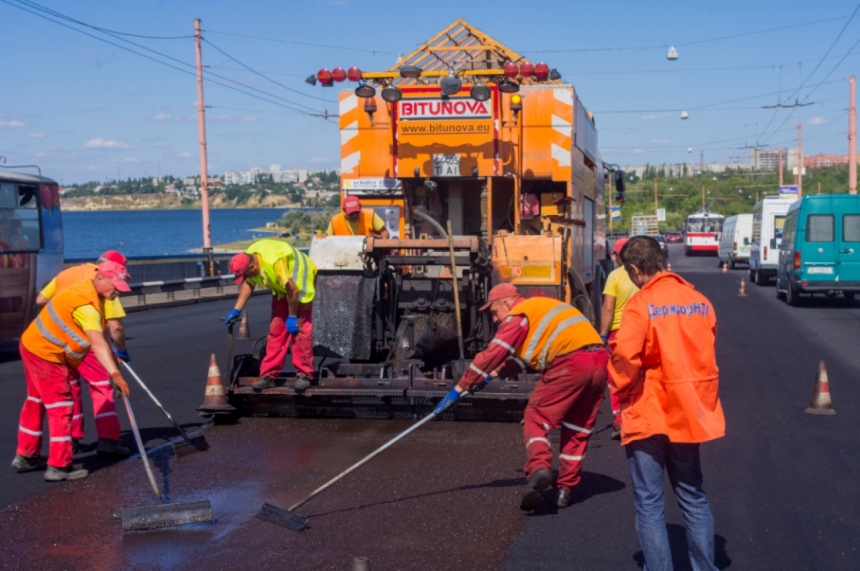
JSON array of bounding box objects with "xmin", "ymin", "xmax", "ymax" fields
[
  {"xmin": 0, "ymin": 170, "xmax": 64, "ymax": 349},
  {"xmin": 684, "ymin": 210, "xmax": 724, "ymax": 256}
]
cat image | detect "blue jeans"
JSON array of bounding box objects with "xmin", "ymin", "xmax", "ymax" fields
[{"xmin": 626, "ymin": 435, "xmax": 717, "ymax": 571}]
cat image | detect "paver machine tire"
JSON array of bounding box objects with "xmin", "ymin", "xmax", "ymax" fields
[{"xmin": 568, "ymin": 267, "xmax": 596, "ymax": 326}]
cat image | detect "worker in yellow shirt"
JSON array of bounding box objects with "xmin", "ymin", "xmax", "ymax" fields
[
  {"xmin": 13, "ymin": 261, "xmax": 132, "ymax": 481},
  {"xmin": 35, "ymin": 250, "xmax": 131, "ymax": 457},
  {"xmin": 326, "ymin": 196, "xmax": 390, "ymax": 237},
  {"xmin": 599, "ymin": 238, "xmax": 640, "ymax": 439},
  {"xmin": 225, "ymin": 238, "xmax": 318, "ymax": 392}
]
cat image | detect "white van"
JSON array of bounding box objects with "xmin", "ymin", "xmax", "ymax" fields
[
  {"xmin": 718, "ymin": 214, "xmax": 753, "ymax": 268},
  {"xmin": 749, "ymin": 196, "xmax": 797, "ymax": 286}
]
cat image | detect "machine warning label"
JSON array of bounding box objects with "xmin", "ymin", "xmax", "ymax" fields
[{"xmin": 399, "ymin": 98, "xmax": 492, "ymax": 120}]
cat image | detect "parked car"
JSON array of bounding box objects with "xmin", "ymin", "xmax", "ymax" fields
[
  {"xmin": 654, "ymin": 234, "xmax": 669, "ymax": 258},
  {"xmin": 718, "ymin": 214, "xmax": 753, "ymax": 268},
  {"xmin": 665, "ymin": 232, "xmax": 682, "ymax": 243},
  {"xmin": 776, "ymin": 194, "xmax": 860, "ymax": 306},
  {"xmin": 750, "ymin": 196, "xmax": 796, "ymax": 285}
]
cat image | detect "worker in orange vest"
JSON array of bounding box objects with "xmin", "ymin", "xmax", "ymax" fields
[
  {"xmin": 437, "ymin": 283, "xmax": 607, "ymax": 511},
  {"xmin": 609, "ymin": 236, "xmax": 725, "ymax": 571},
  {"xmin": 35, "ymin": 250, "xmax": 131, "ymax": 457},
  {"xmin": 326, "ymin": 195, "xmax": 390, "ymax": 237},
  {"xmin": 12, "ymin": 261, "xmax": 132, "ymax": 481}
]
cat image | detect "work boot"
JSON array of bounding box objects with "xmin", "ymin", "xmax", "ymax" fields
[
  {"xmin": 556, "ymin": 487, "xmax": 572, "ymax": 509},
  {"xmin": 11, "ymin": 454, "xmax": 46, "ymax": 472},
  {"xmin": 293, "ymin": 375, "xmax": 311, "ymax": 392},
  {"xmin": 252, "ymin": 375, "xmax": 276, "ymax": 392},
  {"xmin": 71, "ymin": 438, "xmax": 86, "ymax": 454},
  {"xmin": 520, "ymin": 468, "xmax": 552, "ymax": 512},
  {"xmin": 97, "ymin": 439, "xmax": 131, "ymax": 457},
  {"xmin": 44, "ymin": 466, "xmax": 88, "ymax": 482}
]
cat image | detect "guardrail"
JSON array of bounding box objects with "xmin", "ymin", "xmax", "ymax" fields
[{"xmin": 125, "ymin": 274, "xmax": 238, "ymax": 304}]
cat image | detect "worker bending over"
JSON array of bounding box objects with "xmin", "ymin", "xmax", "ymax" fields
[
  {"xmin": 598, "ymin": 237, "xmax": 639, "ymax": 440},
  {"xmin": 609, "ymin": 236, "xmax": 724, "ymax": 571},
  {"xmin": 326, "ymin": 195, "xmax": 389, "ymax": 237},
  {"xmin": 436, "ymin": 283, "xmax": 607, "ymax": 511},
  {"xmin": 12, "ymin": 262, "xmax": 132, "ymax": 481},
  {"xmin": 225, "ymin": 238, "xmax": 318, "ymax": 392},
  {"xmin": 36, "ymin": 250, "xmax": 131, "ymax": 457}
]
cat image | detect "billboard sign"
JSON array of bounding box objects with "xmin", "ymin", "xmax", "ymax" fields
[
  {"xmin": 611, "ymin": 206, "xmax": 621, "ymax": 221},
  {"xmin": 779, "ymin": 185, "xmax": 798, "ymax": 199}
]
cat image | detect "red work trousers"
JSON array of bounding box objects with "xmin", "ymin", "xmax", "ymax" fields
[
  {"xmin": 17, "ymin": 342, "xmax": 76, "ymax": 469},
  {"xmin": 70, "ymin": 351, "xmax": 120, "ymax": 441},
  {"xmin": 607, "ymin": 330, "xmax": 622, "ymax": 430},
  {"xmin": 523, "ymin": 347, "xmax": 608, "ymax": 490},
  {"xmin": 260, "ymin": 296, "xmax": 314, "ymax": 379}
]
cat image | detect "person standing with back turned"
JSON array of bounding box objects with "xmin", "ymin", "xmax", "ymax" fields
[{"xmin": 609, "ymin": 236, "xmax": 724, "ymax": 571}]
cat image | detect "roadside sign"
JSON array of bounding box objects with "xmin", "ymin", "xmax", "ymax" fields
[
  {"xmin": 611, "ymin": 206, "xmax": 621, "ymax": 221},
  {"xmin": 656, "ymin": 208, "xmax": 666, "ymax": 222},
  {"xmin": 343, "ymin": 178, "xmax": 402, "ymax": 191},
  {"xmin": 779, "ymin": 185, "xmax": 798, "ymax": 199}
]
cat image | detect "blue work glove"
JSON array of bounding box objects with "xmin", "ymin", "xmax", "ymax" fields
[
  {"xmin": 114, "ymin": 348, "xmax": 131, "ymax": 363},
  {"xmin": 223, "ymin": 308, "xmax": 241, "ymax": 326},
  {"xmin": 600, "ymin": 334, "xmax": 609, "ymax": 345},
  {"xmin": 433, "ymin": 387, "xmax": 463, "ymax": 415},
  {"xmin": 471, "ymin": 374, "xmax": 493, "ymax": 393},
  {"xmin": 286, "ymin": 315, "xmax": 299, "ymax": 335}
]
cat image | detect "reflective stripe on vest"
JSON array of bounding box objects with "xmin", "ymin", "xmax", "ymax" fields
[
  {"xmin": 246, "ymin": 239, "xmax": 316, "ymax": 303},
  {"xmin": 34, "ymin": 313, "xmax": 88, "ymax": 361},
  {"xmin": 512, "ymin": 297, "xmax": 602, "ymax": 371}
]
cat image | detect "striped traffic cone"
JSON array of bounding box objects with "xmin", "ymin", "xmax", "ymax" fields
[
  {"xmin": 722, "ymin": 262, "xmax": 728, "ymax": 274},
  {"xmin": 738, "ymin": 279, "xmax": 746, "ymax": 296},
  {"xmin": 197, "ymin": 354, "xmax": 236, "ymax": 415},
  {"xmin": 236, "ymin": 311, "xmax": 251, "ymax": 340},
  {"xmin": 806, "ymin": 361, "xmax": 836, "ymax": 415}
]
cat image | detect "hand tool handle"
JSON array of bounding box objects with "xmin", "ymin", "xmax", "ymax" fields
[
  {"xmin": 288, "ymin": 393, "xmax": 470, "ymax": 513},
  {"xmin": 122, "ymin": 362, "xmax": 195, "ymax": 446},
  {"xmin": 226, "ymin": 322, "xmax": 234, "ymax": 385},
  {"xmin": 122, "ymin": 396, "xmax": 163, "ymax": 503},
  {"xmin": 446, "ymin": 220, "xmax": 465, "ymax": 362}
]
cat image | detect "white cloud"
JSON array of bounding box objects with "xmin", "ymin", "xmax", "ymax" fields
[
  {"xmin": 650, "ymin": 138, "xmax": 671, "ymax": 144},
  {"xmin": 121, "ymin": 157, "xmax": 139, "ymax": 163},
  {"xmin": 632, "ymin": 148, "xmax": 647, "ymax": 155},
  {"xmin": 641, "ymin": 113, "xmax": 673, "ymax": 121},
  {"xmin": 152, "ymin": 113, "xmax": 171, "ymax": 121},
  {"xmin": 85, "ymin": 138, "xmax": 130, "ymax": 149},
  {"xmin": 29, "ymin": 132, "xmax": 44, "ymax": 139},
  {"xmin": 308, "ymin": 157, "xmax": 332, "ymax": 163},
  {"xmin": 807, "ymin": 117, "xmax": 829, "ymax": 125},
  {"xmin": 177, "ymin": 151, "xmax": 192, "ymax": 158},
  {"xmin": 0, "ymin": 120, "xmax": 26, "ymax": 129}
]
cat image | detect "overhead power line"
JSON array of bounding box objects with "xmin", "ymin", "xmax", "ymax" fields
[{"xmin": 202, "ymin": 29, "xmax": 398, "ymax": 56}]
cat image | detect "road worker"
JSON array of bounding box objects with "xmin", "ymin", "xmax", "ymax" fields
[
  {"xmin": 224, "ymin": 238, "xmax": 318, "ymax": 392},
  {"xmin": 609, "ymin": 236, "xmax": 725, "ymax": 571},
  {"xmin": 35, "ymin": 250, "xmax": 131, "ymax": 457},
  {"xmin": 598, "ymin": 237, "xmax": 639, "ymax": 440},
  {"xmin": 326, "ymin": 195, "xmax": 390, "ymax": 237},
  {"xmin": 12, "ymin": 261, "xmax": 132, "ymax": 481},
  {"xmin": 436, "ymin": 283, "xmax": 607, "ymax": 511}
]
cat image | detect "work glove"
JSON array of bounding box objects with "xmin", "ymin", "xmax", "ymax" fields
[
  {"xmin": 114, "ymin": 348, "xmax": 131, "ymax": 363},
  {"xmin": 600, "ymin": 334, "xmax": 609, "ymax": 345},
  {"xmin": 286, "ymin": 315, "xmax": 299, "ymax": 335},
  {"xmin": 110, "ymin": 371, "xmax": 131, "ymax": 399},
  {"xmin": 222, "ymin": 308, "xmax": 242, "ymax": 326},
  {"xmin": 471, "ymin": 374, "xmax": 493, "ymax": 393},
  {"xmin": 433, "ymin": 387, "xmax": 463, "ymax": 415}
]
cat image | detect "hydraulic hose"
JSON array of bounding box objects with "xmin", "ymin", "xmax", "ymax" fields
[{"xmin": 413, "ymin": 206, "xmax": 448, "ymax": 238}]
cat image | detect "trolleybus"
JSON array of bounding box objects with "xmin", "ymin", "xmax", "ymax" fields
[{"xmin": 684, "ymin": 210, "xmax": 724, "ymax": 256}]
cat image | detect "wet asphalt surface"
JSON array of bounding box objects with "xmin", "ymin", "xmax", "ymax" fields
[{"xmin": 1, "ymin": 244, "xmax": 859, "ymax": 569}]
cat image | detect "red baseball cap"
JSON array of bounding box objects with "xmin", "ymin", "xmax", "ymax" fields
[
  {"xmin": 479, "ymin": 283, "xmax": 521, "ymax": 311},
  {"xmin": 99, "ymin": 250, "xmax": 127, "ymax": 266},
  {"xmin": 612, "ymin": 237, "xmax": 629, "ymax": 255},
  {"xmin": 96, "ymin": 261, "xmax": 131, "ymax": 293},
  {"xmin": 229, "ymin": 252, "xmax": 253, "ymax": 285},
  {"xmin": 343, "ymin": 195, "xmax": 361, "ymax": 214}
]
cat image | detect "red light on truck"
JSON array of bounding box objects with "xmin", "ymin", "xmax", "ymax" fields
[
  {"xmin": 764, "ymin": 246, "xmax": 768, "ymax": 258},
  {"xmin": 794, "ymin": 251, "xmax": 801, "ymax": 269},
  {"xmin": 331, "ymin": 67, "xmax": 347, "ymax": 82},
  {"xmin": 347, "ymin": 67, "xmax": 362, "ymax": 81},
  {"xmin": 733, "ymin": 241, "xmax": 737, "ymax": 251},
  {"xmin": 503, "ymin": 62, "xmax": 518, "ymax": 78},
  {"xmin": 519, "ymin": 62, "xmax": 534, "ymax": 78},
  {"xmin": 317, "ymin": 68, "xmax": 333, "ymax": 85},
  {"xmin": 534, "ymin": 62, "xmax": 549, "ymax": 80}
]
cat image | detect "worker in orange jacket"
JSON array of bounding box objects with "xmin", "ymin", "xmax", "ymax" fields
[
  {"xmin": 35, "ymin": 250, "xmax": 131, "ymax": 457},
  {"xmin": 609, "ymin": 236, "xmax": 725, "ymax": 571},
  {"xmin": 12, "ymin": 261, "xmax": 132, "ymax": 481},
  {"xmin": 437, "ymin": 283, "xmax": 607, "ymax": 511},
  {"xmin": 326, "ymin": 195, "xmax": 390, "ymax": 237}
]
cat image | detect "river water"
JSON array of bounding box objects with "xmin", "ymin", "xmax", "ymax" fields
[{"xmin": 61, "ymin": 208, "xmax": 299, "ymax": 259}]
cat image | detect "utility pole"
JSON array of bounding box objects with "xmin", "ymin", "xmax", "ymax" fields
[
  {"xmin": 850, "ymin": 75, "xmax": 857, "ymax": 194},
  {"xmin": 194, "ymin": 18, "xmax": 214, "ymax": 275},
  {"xmin": 701, "ymin": 184, "xmax": 705, "ymax": 210},
  {"xmin": 654, "ymin": 179, "xmax": 658, "ymax": 214},
  {"xmin": 778, "ymin": 148, "xmax": 783, "ymax": 186},
  {"xmin": 699, "ymin": 150, "xmax": 704, "ymax": 175},
  {"xmin": 797, "ymin": 122, "xmax": 803, "ymax": 199},
  {"xmin": 608, "ymin": 174, "xmax": 613, "ymax": 232}
]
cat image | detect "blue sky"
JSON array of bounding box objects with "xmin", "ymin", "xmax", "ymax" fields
[{"xmin": 2, "ymin": 0, "xmax": 860, "ymax": 184}]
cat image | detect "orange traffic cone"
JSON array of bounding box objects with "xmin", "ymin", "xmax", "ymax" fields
[
  {"xmin": 236, "ymin": 311, "xmax": 251, "ymax": 340},
  {"xmin": 667, "ymin": 261, "xmax": 672, "ymax": 272},
  {"xmin": 197, "ymin": 353, "xmax": 236, "ymax": 415},
  {"xmin": 738, "ymin": 279, "xmax": 746, "ymax": 296},
  {"xmin": 805, "ymin": 361, "xmax": 836, "ymax": 415},
  {"xmin": 722, "ymin": 262, "xmax": 728, "ymax": 274}
]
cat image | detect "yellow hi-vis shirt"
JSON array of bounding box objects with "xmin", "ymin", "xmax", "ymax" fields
[
  {"xmin": 603, "ymin": 266, "xmax": 639, "ymax": 332},
  {"xmin": 245, "ymin": 239, "xmax": 317, "ymax": 303},
  {"xmin": 40, "ymin": 263, "xmax": 126, "ymax": 320}
]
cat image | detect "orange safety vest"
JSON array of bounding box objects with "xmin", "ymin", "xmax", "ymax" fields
[
  {"xmin": 22, "ymin": 279, "xmax": 105, "ymax": 367},
  {"xmin": 56, "ymin": 263, "xmax": 97, "ymax": 290},
  {"xmin": 330, "ymin": 209, "xmax": 375, "ymax": 236},
  {"xmin": 510, "ymin": 297, "xmax": 602, "ymax": 372}
]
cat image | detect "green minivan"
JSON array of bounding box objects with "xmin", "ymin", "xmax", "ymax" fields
[{"xmin": 776, "ymin": 194, "xmax": 860, "ymax": 305}]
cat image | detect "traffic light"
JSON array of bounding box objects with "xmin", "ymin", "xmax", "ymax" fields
[{"xmin": 614, "ymin": 170, "xmax": 626, "ymax": 204}]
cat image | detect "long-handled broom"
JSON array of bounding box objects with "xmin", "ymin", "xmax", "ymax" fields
[
  {"xmin": 113, "ymin": 396, "xmax": 213, "ymax": 532},
  {"xmin": 121, "ymin": 362, "xmax": 209, "ymax": 456}
]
